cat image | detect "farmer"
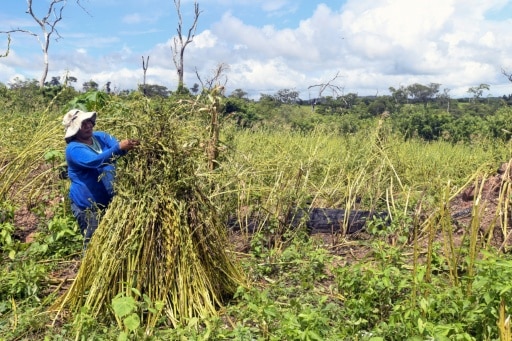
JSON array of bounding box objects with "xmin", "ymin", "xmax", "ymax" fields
[{"xmin": 62, "ymin": 109, "xmax": 139, "ymax": 249}]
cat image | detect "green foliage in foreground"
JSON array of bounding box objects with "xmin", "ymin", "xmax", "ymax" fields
[
  {"xmin": 1, "ymin": 93, "xmax": 512, "ymax": 340},
  {"xmin": 3, "ymin": 226, "xmax": 512, "ymax": 340}
]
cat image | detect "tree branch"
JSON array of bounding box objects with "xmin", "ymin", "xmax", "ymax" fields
[
  {"xmin": 0, "ymin": 29, "xmax": 38, "ymax": 37},
  {"xmin": 195, "ymin": 67, "xmax": 205, "ymax": 89},
  {"xmin": 502, "ymin": 68, "xmax": 512, "ymax": 83},
  {"xmin": 308, "ymin": 71, "xmax": 344, "ymax": 97},
  {"xmin": 0, "ymin": 33, "xmax": 11, "ymax": 58},
  {"xmin": 184, "ymin": 2, "xmax": 201, "ymax": 47}
]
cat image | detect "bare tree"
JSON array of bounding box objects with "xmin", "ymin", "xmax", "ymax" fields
[
  {"xmin": 308, "ymin": 71, "xmax": 344, "ymax": 98},
  {"xmin": 28, "ymin": 0, "xmax": 68, "ymax": 88},
  {"xmin": 0, "ymin": 1, "xmax": 88, "ymax": 88},
  {"xmin": 171, "ymin": 0, "xmax": 201, "ymax": 92},
  {"xmin": 142, "ymin": 56, "xmax": 149, "ymax": 95},
  {"xmin": 308, "ymin": 71, "xmax": 344, "ymax": 111},
  {"xmin": 195, "ymin": 62, "xmax": 229, "ymax": 91}
]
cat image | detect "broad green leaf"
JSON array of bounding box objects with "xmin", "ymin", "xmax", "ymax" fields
[
  {"xmin": 123, "ymin": 313, "xmax": 140, "ymax": 332},
  {"xmin": 131, "ymin": 287, "xmax": 141, "ymax": 297},
  {"xmin": 112, "ymin": 296, "xmax": 137, "ymax": 318},
  {"xmin": 117, "ymin": 331, "xmax": 128, "ymax": 341},
  {"xmin": 418, "ymin": 317, "xmax": 425, "ymax": 334}
]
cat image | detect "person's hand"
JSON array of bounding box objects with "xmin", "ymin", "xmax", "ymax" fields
[{"xmin": 120, "ymin": 139, "xmax": 140, "ymax": 151}]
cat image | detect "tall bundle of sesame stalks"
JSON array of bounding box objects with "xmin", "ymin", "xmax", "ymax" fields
[{"xmin": 52, "ymin": 93, "xmax": 245, "ymax": 333}]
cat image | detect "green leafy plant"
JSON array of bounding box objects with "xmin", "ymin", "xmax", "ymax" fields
[
  {"xmin": 65, "ymin": 90, "xmax": 110, "ymax": 112},
  {"xmin": 0, "ymin": 201, "xmax": 18, "ymax": 259},
  {"xmin": 111, "ymin": 292, "xmax": 140, "ymax": 340}
]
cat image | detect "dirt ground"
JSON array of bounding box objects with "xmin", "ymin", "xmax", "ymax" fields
[{"xmin": 448, "ymin": 159, "xmax": 512, "ymax": 250}]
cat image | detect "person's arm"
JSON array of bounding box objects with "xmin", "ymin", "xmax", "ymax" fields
[
  {"xmin": 119, "ymin": 139, "xmax": 139, "ymax": 151},
  {"xmin": 97, "ymin": 131, "xmax": 139, "ymax": 152},
  {"xmin": 66, "ymin": 142, "xmax": 124, "ymax": 169}
]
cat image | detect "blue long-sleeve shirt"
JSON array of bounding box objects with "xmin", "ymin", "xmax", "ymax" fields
[{"xmin": 65, "ymin": 131, "xmax": 126, "ymax": 210}]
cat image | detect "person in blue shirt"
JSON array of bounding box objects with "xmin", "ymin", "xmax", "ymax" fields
[{"xmin": 62, "ymin": 109, "xmax": 139, "ymax": 248}]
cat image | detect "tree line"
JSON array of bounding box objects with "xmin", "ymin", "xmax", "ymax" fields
[{"xmin": 1, "ymin": 76, "xmax": 510, "ymax": 145}]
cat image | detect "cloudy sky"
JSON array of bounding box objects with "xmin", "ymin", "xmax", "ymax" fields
[{"xmin": 1, "ymin": 0, "xmax": 512, "ymax": 99}]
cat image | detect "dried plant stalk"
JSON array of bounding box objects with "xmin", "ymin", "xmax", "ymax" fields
[{"xmin": 52, "ymin": 93, "xmax": 245, "ymax": 334}]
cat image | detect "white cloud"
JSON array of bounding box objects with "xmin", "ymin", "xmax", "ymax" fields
[
  {"xmin": 233, "ymin": 44, "xmax": 248, "ymax": 51},
  {"xmin": 8, "ymin": 74, "xmax": 28, "ymax": 84},
  {"xmin": 261, "ymin": 0, "xmax": 290, "ymax": 12},
  {"xmin": 192, "ymin": 30, "xmax": 217, "ymax": 49},
  {"xmin": 0, "ymin": 64, "xmax": 16, "ymax": 81},
  {"xmin": 229, "ymin": 58, "xmax": 306, "ymax": 90},
  {"xmin": 122, "ymin": 12, "xmax": 162, "ymax": 25},
  {"xmin": 123, "ymin": 13, "xmax": 145, "ymax": 25},
  {"xmin": 2, "ymin": 0, "xmax": 512, "ymax": 99}
]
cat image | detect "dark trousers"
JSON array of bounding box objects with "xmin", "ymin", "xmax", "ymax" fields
[{"xmin": 70, "ymin": 202, "xmax": 101, "ymax": 249}]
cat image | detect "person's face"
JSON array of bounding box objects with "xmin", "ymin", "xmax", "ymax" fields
[{"xmin": 75, "ymin": 119, "xmax": 95, "ymax": 141}]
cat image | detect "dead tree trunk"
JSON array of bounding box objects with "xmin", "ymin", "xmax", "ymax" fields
[
  {"xmin": 1, "ymin": 1, "xmax": 87, "ymax": 88},
  {"xmin": 171, "ymin": 0, "xmax": 201, "ymax": 92},
  {"xmin": 27, "ymin": 0, "xmax": 66, "ymax": 88},
  {"xmin": 142, "ymin": 56, "xmax": 149, "ymax": 96}
]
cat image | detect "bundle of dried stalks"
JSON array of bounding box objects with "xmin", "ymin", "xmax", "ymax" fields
[{"xmin": 52, "ymin": 93, "xmax": 245, "ymax": 333}]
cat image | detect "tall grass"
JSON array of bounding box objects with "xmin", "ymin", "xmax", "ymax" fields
[
  {"xmin": 217, "ymin": 119, "xmax": 505, "ymax": 226},
  {"xmin": 0, "ymin": 110, "xmax": 64, "ymax": 208}
]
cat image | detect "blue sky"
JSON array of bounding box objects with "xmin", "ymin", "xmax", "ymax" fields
[{"xmin": 1, "ymin": 0, "xmax": 512, "ymax": 99}]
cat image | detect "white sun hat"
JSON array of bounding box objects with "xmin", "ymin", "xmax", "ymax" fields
[{"xmin": 62, "ymin": 109, "xmax": 97, "ymax": 142}]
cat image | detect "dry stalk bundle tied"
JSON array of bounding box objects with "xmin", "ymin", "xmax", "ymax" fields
[{"xmin": 52, "ymin": 96, "xmax": 246, "ymax": 333}]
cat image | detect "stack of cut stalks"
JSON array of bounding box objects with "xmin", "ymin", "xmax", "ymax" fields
[{"xmin": 52, "ymin": 95, "xmax": 245, "ymax": 334}]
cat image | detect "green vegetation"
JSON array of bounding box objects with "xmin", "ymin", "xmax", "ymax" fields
[{"xmin": 1, "ymin": 83, "xmax": 512, "ymax": 340}]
